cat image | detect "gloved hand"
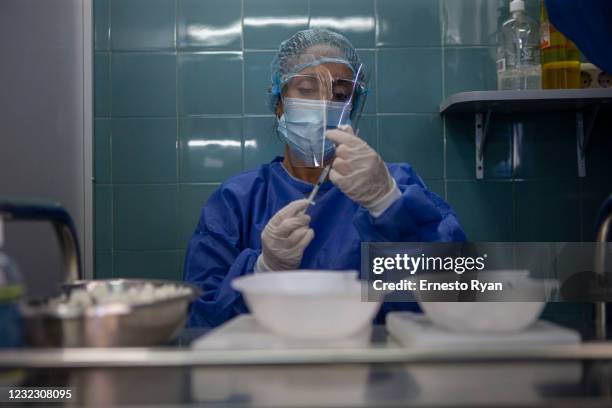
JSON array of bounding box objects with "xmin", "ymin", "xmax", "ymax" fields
[
  {"xmin": 256, "ymin": 199, "xmax": 315, "ymax": 272},
  {"xmin": 326, "ymin": 126, "xmax": 401, "ymax": 217}
]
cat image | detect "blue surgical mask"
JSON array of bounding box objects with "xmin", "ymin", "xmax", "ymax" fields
[{"xmin": 277, "ymin": 97, "xmax": 352, "ymax": 167}]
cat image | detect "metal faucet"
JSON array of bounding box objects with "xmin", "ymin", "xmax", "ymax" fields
[
  {"xmin": 0, "ymin": 201, "xmax": 82, "ymax": 284},
  {"xmin": 594, "ymin": 197, "xmax": 612, "ymax": 340}
]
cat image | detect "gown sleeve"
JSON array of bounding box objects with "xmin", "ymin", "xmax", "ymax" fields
[
  {"xmin": 183, "ymin": 186, "xmax": 260, "ymax": 329},
  {"xmin": 352, "ymin": 164, "xmax": 467, "ymax": 243},
  {"xmin": 353, "ymin": 164, "xmax": 466, "ymax": 324}
]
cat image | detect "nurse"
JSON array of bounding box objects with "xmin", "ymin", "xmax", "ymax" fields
[{"xmin": 184, "ymin": 29, "xmax": 466, "ymax": 328}]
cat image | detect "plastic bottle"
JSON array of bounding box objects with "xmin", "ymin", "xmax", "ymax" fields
[
  {"xmin": 0, "ymin": 217, "xmax": 24, "ymax": 348},
  {"xmin": 540, "ymin": 0, "xmax": 581, "ymax": 89},
  {"xmin": 497, "ymin": 0, "xmax": 542, "ymax": 90}
]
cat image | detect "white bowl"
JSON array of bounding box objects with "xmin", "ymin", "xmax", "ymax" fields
[
  {"xmin": 418, "ymin": 270, "xmax": 546, "ymax": 333},
  {"xmin": 419, "ymin": 302, "xmax": 545, "ymax": 334},
  {"xmin": 231, "ymin": 271, "xmax": 381, "ymax": 340}
]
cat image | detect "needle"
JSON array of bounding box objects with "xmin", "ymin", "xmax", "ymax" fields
[{"xmin": 305, "ymin": 164, "xmax": 331, "ymax": 209}]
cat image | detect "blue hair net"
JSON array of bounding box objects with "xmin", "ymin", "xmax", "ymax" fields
[{"xmin": 267, "ymin": 28, "xmax": 367, "ymax": 113}]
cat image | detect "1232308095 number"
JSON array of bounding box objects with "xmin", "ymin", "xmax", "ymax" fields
[{"xmin": 6, "ymin": 388, "xmax": 72, "ymax": 401}]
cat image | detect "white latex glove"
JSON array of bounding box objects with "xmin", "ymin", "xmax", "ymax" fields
[
  {"xmin": 326, "ymin": 126, "xmax": 401, "ymax": 217},
  {"xmin": 256, "ymin": 199, "xmax": 315, "ymax": 272}
]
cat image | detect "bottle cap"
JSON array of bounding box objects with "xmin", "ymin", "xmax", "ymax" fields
[{"xmin": 510, "ymin": 0, "xmax": 525, "ymax": 13}]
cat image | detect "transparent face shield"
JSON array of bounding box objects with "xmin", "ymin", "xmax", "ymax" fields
[{"xmin": 278, "ymin": 59, "xmax": 365, "ymax": 168}]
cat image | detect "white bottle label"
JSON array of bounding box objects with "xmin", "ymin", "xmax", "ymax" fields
[{"xmin": 540, "ymin": 22, "xmax": 551, "ymax": 49}]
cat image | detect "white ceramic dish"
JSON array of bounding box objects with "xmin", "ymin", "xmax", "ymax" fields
[
  {"xmin": 231, "ymin": 271, "xmax": 381, "ymax": 340},
  {"xmin": 418, "ymin": 302, "xmax": 546, "ymax": 334},
  {"xmin": 417, "ymin": 270, "xmax": 547, "ymax": 334}
]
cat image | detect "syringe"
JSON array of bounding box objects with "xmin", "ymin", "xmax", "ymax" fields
[{"xmin": 304, "ymin": 164, "xmax": 331, "ymax": 210}]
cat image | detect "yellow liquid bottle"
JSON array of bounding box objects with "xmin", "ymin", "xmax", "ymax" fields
[{"xmin": 540, "ymin": 1, "xmax": 581, "ymax": 89}]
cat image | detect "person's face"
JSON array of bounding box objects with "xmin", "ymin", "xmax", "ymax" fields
[{"xmin": 276, "ymin": 62, "xmax": 354, "ymax": 118}]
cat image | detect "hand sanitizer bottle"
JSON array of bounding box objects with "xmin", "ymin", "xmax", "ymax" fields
[
  {"xmin": 497, "ymin": 0, "xmax": 542, "ymax": 90},
  {"xmin": 0, "ymin": 217, "xmax": 24, "ymax": 348}
]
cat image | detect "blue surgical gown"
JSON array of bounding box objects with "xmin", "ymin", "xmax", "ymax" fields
[
  {"xmin": 184, "ymin": 157, "xmax": 466, "ymax": 329},
  {"xmin": 546, "ymin": 0, "xmax": 612, "ymax": 73}
]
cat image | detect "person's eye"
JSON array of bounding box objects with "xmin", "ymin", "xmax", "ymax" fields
[
  {"xmin": 333, "ymin": 91, "xmax": 351, "ymax": 102},
  {"xmin": 298, "ymin": 87, "xmax": 316, "ymax": 96}
]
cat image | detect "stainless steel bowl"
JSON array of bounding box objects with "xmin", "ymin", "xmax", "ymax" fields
[{"xmin": 21, "ymin": 279, "xmax": 201, "ymax": 347}]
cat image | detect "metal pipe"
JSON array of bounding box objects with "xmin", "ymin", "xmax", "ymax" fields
[
  {"xmin": 595, "ymin": 214, "xmax": 612, "ymax": 340},
  {"xmin": 54, "ymin": 221, "xmax": 81, "ymax": 283},
  {"xmin": 0, "ymin": 201, "xmax": 82, "ymax": 284}
]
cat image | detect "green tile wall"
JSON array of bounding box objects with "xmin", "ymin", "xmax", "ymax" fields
[{"xmin": 93, "ymin": 0, "xmax": 611, "ymax": 311}]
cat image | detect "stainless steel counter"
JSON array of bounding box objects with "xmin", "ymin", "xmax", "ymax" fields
[
  {"xmin": 3, "ymin": 342, "xmax": 612, "ymax": 368},
  {"xmin": 4, "ymin": 360, "xmax": 612, "ymax": 407},
  {"xmin": 2, "ymin": 327, "xmax": 612, "ymax": 407},
  {"xmin": 2, "ymin": 322, "xmax": 612, "ymax": 368}
]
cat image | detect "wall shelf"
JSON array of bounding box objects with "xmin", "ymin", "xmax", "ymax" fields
[{"xmin": 440, "ymin": 89, "xmax": 612, "ymax": 179}]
